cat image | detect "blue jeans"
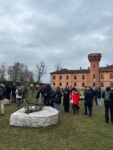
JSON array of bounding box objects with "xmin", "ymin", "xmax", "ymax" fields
[
  {"xmin": 16, "ymin": 98, "xmax": 21, "ymax": 107},
  {"xmin": 54, "ymin": 103, "xmax": 61, "ymax": 111},
  {"xmin": 97, "ymin": 98, "xmax": 101, "ymax": 108}
]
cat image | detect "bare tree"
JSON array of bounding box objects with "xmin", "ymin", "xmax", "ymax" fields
[
  {"xmin": 8, "ymin": 62, "xmax": 34, "ymax": 82},
  {"xmin": 55, "ymin": 63, "xmax": 62, "ymax": 71},
  {"xmin": 0, "ymin": 63, "xmax": 7, "ymax": 81},
  {"xmin": 35, "ymin": 60, "xmax": 46, "ymax": 83}
]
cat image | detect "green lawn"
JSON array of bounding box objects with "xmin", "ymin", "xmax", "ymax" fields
[{"xmin": 0, "ymin": 100, "xmax": 113, "ymax": 150}]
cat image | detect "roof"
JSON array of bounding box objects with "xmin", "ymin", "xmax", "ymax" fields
[
  {"xmin": 50, "ymin": 68, "xmax": 89, "ymax": 74},
  {"xmin": 50, "ymin": 65, "xmax": 113, "ymax": 74},
  {"xmin": 100, "ymin": 65, "xmax": 113, "ymax": 72}
]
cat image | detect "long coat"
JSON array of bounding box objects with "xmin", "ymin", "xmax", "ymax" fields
[{"xmin": 70, "ymin": 91, "xmax": 80, "ymax": 105}]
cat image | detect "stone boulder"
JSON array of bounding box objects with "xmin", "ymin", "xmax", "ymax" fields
[{"xmin": 10, "ymin": 106, "xmax": 59, "ymax": 127}]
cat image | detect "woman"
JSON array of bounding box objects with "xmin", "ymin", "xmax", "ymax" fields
[
  {"xmin": 63, "ymin": 86, "xmax": 70, "ymax": 112},
  {"xmin": 70, "ymin": 88, "xmax": 80, "ymax": 114}
]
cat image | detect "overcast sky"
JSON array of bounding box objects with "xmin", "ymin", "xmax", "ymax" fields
[{"xmin": 0, "ymin": 0, "xmax": 113, "ymax": 82}]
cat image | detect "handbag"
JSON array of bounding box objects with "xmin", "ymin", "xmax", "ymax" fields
[{"xmin": 70, "ymin": 99, "xmax": 73, "ymax": 104}]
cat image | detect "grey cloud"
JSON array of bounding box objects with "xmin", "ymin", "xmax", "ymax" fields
[{"xmin": 0, "ymin": 0, "xmax": 113, "ymax": 82}]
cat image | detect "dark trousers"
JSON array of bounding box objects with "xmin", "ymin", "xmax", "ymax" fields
[
  {"xmin": 44, "ymin": 96, "xmax": 50, "ymax": 106},
  {"xmin": 72, "ymin": 104, "xmax": 80, "ymax": 114},
  {"xmin": 12, "ymin": 95, "xmax": 16, "ymax": 103},
  {"xmin": 94, "ymin": 97, "xmax": 97, "ymax": 106},
  {"xmin": 104, "ymin": 101, "xmax": 113, "ymax": 123},
  {"xmin": 64, "ymin": 102, "xmax": 70, "ymax": 112},
  {"xmin": 84, "ymin": 102, "xmax": 92, "ymax": 116},
  {"xmin": 16, "ymin": 98, "xmax": 22, "ymax": 107}
]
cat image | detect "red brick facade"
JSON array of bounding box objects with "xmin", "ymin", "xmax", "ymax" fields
[{"xmin": 50, "ymin": 53, "xmax": 113, "ymax": 88}]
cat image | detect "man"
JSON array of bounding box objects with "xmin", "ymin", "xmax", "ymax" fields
[
  {"xmin": 109, "ymin": 87, "xmax": 113, "ymax": 124},
  {"xmin": 63, "ymin": 86, "xmax": 70, "ymax": 112},
  {"xmin": 11, "ymin": 83, "xmax": 16, "ymax": 103},
  {"xmin": 102, "ymin": 87, "xmax": 111, "ymax": 123},
  {"xmin": 0, "ymin": 84, "xmax": 5, "ymax": 115},
  {"xmin": 15, "ymin": 85, "xmax": 23, "ymax": 107},
  {"xmin": 84, "ymin": 87, "xmax": 94, "ymax": 116},
  {"xmin": 43, "ymin": 85, "xmax": 51, "ymax": 106},
  {"xmin": 54, "ymin": 87, "xmax": 62, "ymax": 111}
]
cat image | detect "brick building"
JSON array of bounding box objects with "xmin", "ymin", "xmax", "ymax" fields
[{"xmin": 50, "ymin": 53, "xmax": 113, "ymax": 88}]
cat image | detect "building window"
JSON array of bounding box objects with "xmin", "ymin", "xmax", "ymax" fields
[
  {"xmin": 100, "ymin": 73, "xmax": 104, "ymax": 79},
  {"xmin": 110, "ymin": 82, "xmax": 113, "ymax": 86},
  {"xmin": 53, "ymin": 82, "xmax": 55, "ymax": 86},
  {"xmin": 100, "ymin": 82, "xmax": 104, "ymax": 87},
  {"xmin": 66, "ymin": 75, "xmax": 69, "ymax": 80},
  {"xmin": 66, "ymin": 82, "xmax": 69, "ymax": 86},
  {"xmin": 53, "ymin": 75, "xmax": 56, "ymax": 80},
  {"xmin": 59, "ymin": 75, "xmax": 62, "ymax": 80},
  {"xmin": 82, "ymin": 82, "xmax": 85, "ymax": 87},
  {"xmin": 110, "ymin": 73, "xmax": 113, "ymax": 79},
  {"xmin": 59, "ymin": 82, "xmax": 62, "ymax": 86},
  {"xmin": 82, "ymin": 75, "xmax": 85, "ymax": 79},
  {"xmin": 74, "ymin": 75, "xmax": 77, "ymax": 80},
  {"xmin": 93, "ymin": 82, "xmax": 95, "ymax": 87},
  {"xmin": 74, "ymin": 83, "xmax": 76, "ymax": 87},
  {"xmin": 93, "ymin": 74, "xmax": 95, "ymax": 79}
]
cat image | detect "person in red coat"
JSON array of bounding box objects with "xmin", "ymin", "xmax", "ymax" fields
[{"xmin": 70, "ymin": 88, "xmax": 80, "ymax": 114}]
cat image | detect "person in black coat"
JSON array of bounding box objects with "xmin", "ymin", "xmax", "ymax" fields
[
  {"xmin": 84, "ymin": 87, "xmax": 94, "ymax": 116},
  {"xmin": 102, "ymin": 86, "xmax": 111, "ymax": 123},
  {"xmin": 11, "ymin": 83, "xmax": 16, "ymax": 103},
  {"xmin": 63, "ymin": 86, "xmax": 70, "ymax": 112},
  {"xmin": 43, "ymin": 85, "xmax": 51, "ymax": 106},
  {"xmin": 54, "ymin": 87, "xmax": 62, "ymax": 111},
  {"xmin": 95, "ymin": 87, "xmax": 102, "ymax": 108},
  {"xmin": 109, "ymin": 87, "xmax": 113, "ymax": 123},
  {"xmin": 5, "ymin": 85, "xmax": 12, "ymax": 100}
]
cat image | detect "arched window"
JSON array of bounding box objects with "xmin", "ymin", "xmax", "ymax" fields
[
  {"xmin": 53, "ymin": 75, "xmax": 56, "ymax": 80},
  {"xmin": 66, "ymin": 75, "xmax": 69, "ymax": 80},
  {"xmin": 110, "ymin": 73, "xmax": 113, "ymax": 79},
  {"xmin": 100, "ymin": 73, "xmax": 104, "ymax": 79},
  {"xmin": 74, "ymin": 75, "xmax": 77, "ymax": 80},
  {"xmin": 66, "ymin": 82, "xmax": 69, "ymax": 86},
  {"xmin": 110, "ymin": 82, "xmax": 113, "ymax": 86},
  {"xmin": 93, "ymin": 82, "xmax": 95, "ymax": 87},
  {"xmin": 59, "ymin": 75, "xmax": 62, "ymax": 80},
  {"xmin": 93, "ymin": 74, "xmax": 95, "ymax": 79},
  {"xmin": 82, "ymin": 75, "xmax": 85, "ymax": 79},
  {"xmin": 74, "ymin": 83, "xmax": 76, "ymax": 87},
  {"xmin": 59, "ymin": 82, "xmax": 62, "ymax": 86},
  {"xmin": 82, "ymin": 82, "xmax": 85, "ymax": 87},
  {"xmin": 100, "ymin": 82, "xmax": 104, "ymax": 87},
  {"xmin": 53, "ymin": 82, "xmax": 55, "ymax": 86}
]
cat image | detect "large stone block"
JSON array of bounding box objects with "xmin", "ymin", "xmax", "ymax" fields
[{"xmin": 10, "ymin": 106, "xmax": 59, "ymax": 127}]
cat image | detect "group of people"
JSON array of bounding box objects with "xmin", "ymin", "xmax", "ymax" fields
[
  {"xmin": 36, "ymin": 85, "xmax": 80, "ymax": 113},
  {"xmin": 0, "ymin": 83, "xmax": 80, "ymax": 115},
  {"xmin": 1, "ymin": 82, "xmax": 113, "ymax": 124},
  {"xmin": 41, "ymin": 85, "xmax": 113, "ymax": 124},
  {"xmin": 84, "ymin": 86, "xmax": 113, "ymax": 124},
  {"xmin": 102, "ymin": 86, "xmax": 113, "ymax": 123},
  {"xmin": 0, "ymin": 83, "xmax": 30, "ymax": 115}
]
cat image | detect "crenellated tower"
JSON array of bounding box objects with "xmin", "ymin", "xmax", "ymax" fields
[{"xmin": 88, "ymin": 53, "xmax": 102, "ymax": 87}]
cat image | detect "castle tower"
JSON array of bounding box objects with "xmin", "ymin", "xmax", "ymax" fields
[{"xmin": 88, "ymin": 53, "xmax": 102, "ymax": 87}]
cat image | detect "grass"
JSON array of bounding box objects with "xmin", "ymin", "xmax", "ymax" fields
[{"xmin": 0, "ymin": 100, "xmax": 113, "ymax": 150}]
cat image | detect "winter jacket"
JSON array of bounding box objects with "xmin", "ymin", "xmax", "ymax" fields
[{"xmin": 70, "ymin": 91, "xmax": 80, "ymax": 105}]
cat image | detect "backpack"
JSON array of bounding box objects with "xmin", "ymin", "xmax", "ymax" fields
[
  {"xmin": 0, "ymin": 86, "xmax": 5, "ymax": 98},
  {"xmin": 104, "ymin": 91, "xmax": 110, "ymax": 101},
  {"xmin": 18, "ymin": 88, "xmax": 22, "ymax": 96}
]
